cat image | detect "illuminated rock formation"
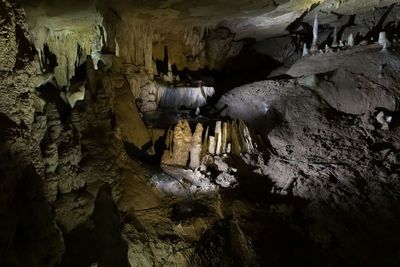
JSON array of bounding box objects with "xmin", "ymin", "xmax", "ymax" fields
[
  {"xmin": 310, "ymin": 14, "xmax": 319, "ymax": 52},
  {"xmin": 31, "ymin": 22, "xmax": 106, "ymax": 88},
  {"xmin": 379, "ymin": 32, "xmax": 389, "ymax": 50},
  {"xmin": 162, "ymin": 119, "xmax": 256, "ymax": 167},
  {"xmin": 189, "ymin": 123, "xmax": 204, "ymax": 169},
  {"xmin": 159, "ymin": 86, "xmax": 215, "ymax": 110},
  {"xmin": 302, "ymin": 43, "xmax": 309, "ymax": 56},
  {"xmin": 332, "ymin": 27, "xmax": 338, "ymax": 47},
  {"xmin": 215, "ymin": 121, "xmax": 222, "ymax": 155},
  {"xmin": 348, "ymin": 33, "xmax": 354, "ymax": 47},
  {"xmin": 161, "ymin": 120, "xmax": 192, "ymax": 166}
]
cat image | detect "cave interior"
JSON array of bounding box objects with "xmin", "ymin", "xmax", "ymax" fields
[{"xmin": 1, "ymin": 0, "xmax": 400, "ymax": 266}]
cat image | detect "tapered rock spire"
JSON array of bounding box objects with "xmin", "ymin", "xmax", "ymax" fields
[
  {"xmin": 311, "ymin": 14, "xmax": 319, "ymax": 52},
  {"xmin": 378, "ymin": 32, "xmax": 389, "ymax": 51},
  {"xmin": 302, "ymin": 43, "xmax": 309, "ymax": 56},
  {"xmin": 348, "ymin": 33, "xmax": 354, "ymax": 47},
  {"xmin": 332, "ymin": 27, "xmax": 338, "ymax": 47}
]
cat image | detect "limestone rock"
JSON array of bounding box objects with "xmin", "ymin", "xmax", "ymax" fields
[
  {"xmin": 208, "ymin": 136, "xmax": 216, "ymax": 155},
  {"xmin": 221, "ymin": 122, "xmax": 228, "ymax": 154},
  {"xmin": 161, "ymin": 120, "xmax": 192, "ymax": 166},
  {"xmin": 114, "ymin": 82, "xmax": 152, "ymax": 151},
  {"xmin": 66, "ymin": 82, "xmax": 86, "ymax": 108},
  {"xmin": 189, "ymin": 123, "xmax": 204, "ymax": 169},
  {"xmin": 215, "ymin": 121, "xmax": 222, "ymax": 155},
  {"xmin": 30, "ymin": 15, "xmax": 105, "ymax": 88}
]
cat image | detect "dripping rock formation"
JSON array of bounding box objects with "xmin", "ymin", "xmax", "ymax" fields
[{"xmin": 1, "ymin": 0, "xmax": 400, "ymax": 266}]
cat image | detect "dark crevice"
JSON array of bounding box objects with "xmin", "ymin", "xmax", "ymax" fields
[
  {"xmin": 36, "ymin": 83, "xmax": 71, "ymax": 123},
  {"xmin": 13, "ymin": 24, "xmax": 34, "ymax": 70},
  {"xmin": 60, "ymin": 184, "xmax": 130, "ymax": 267}
]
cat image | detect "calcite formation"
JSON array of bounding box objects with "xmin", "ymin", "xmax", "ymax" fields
[
  {"xmin": 31, "ymin": 22, "xmax": 106, "ymax": 88},
  {"xmin": 378, "ymin": 32, "xmax": 389, "ymax": 50},
  {"xmin": 161, "ymin": 120, "xmax": 193, "ymax": 166},
  {"xmin": 161, "ymin": 119, "xmax": 256, "ymax": 167},
  {"xmin": 3, "ymin": 1, "xmax": 400, "ymax": 266},
  {"xmin": 310, "ymin": 14, "xmax": 319, "ymax": 52},
  {"xmin": 189, "ymin": 123, "xmax": 204, "ymax": 169},
  {"xmin": 159, "ymin": 86, "xmax": 215, "ymax": 110}
]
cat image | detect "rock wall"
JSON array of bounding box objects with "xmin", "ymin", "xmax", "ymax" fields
[{"xmin": 0, "ymin": 1, "xmax": 65, "ymax": 265}]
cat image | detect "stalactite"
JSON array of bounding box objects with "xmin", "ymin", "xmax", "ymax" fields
[
  {"xmin": 115, "ymin": 22, "xmax": 153, "ymax": 73},
  {"xmin": 31, "ymin": 24, "xmax": 106, "ymax": 88}
]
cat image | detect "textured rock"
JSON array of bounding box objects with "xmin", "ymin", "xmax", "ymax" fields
[
  {"xmin": 162, "ymin": 120, "xmax": 192, "ymax": 166},
  {"xmin": 29, "ymin": 9, "xmax": 105, "ymax": 88},
  {"xmin": 0, "ymin": 2, "xmax": 65, "ymax": 265},
  {"xmin": 189, "ymin": 123, "xmax": 204, "ymax": 169},
  {"xmin": 114, "ymin": 82, "xmax": 152, "ymax": 151},
  {"xmin": 215, "ymin": 121, "xmax": 222, "ymax": 155},
  {"xmin": 3, "ymin": 1, "xmax": 400, "ymax": 266}
]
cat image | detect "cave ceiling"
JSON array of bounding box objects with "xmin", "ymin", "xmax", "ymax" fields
[{"xmin": 21, "ymin": 0, "xmax": 400, "ymax": 39}]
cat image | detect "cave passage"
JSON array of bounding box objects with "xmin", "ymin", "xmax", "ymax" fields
[{"xmin": 1, "ymin": 1, "xmax": 400, "ymax": 267}]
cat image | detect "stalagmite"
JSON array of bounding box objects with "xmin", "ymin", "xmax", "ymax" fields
[
  {"xmin": 189, "ymin": 123, "xmax": 204, "ymax": 169},
  {"xmin": 221, "ymin": 122, "xmax": 228, "ymax": 154},
  {"xmin": 324, "ymin": 44, "xmax": 331, "ymax": 53},
  {"xmin": 161, "ymin": 120, "xmax": 256, "ymax": 166},
  {"xmin": 208, "ymin": 136, "xmax": 216, "ymax": 155},
  {"xmin": 115, "ymin": 38, "xmax": 120, "ymax": 57},
  {"xmin": 348, "ymin": 33, "xmax": 354, "ymax": 47},
  {"xmin": 311, "ymin": 14, "xmax": 319, "ymax": 52},
  {"xmin": 201, "ymin": 126, "xmax": 209, "ymax": 159},
  {"xmin": 339, "ymin": 40, "xmax": 344, "ymax": 47},
  {"xmin": 302, "ymin": 43, "xmax": 309, "ymax": 56},
  {"xmin": 161, "ymin": 120, "xmax": 192, "ymax": 166},
  {"xmin": 378, "ymin": 32, "xmax": 389, "ymax": 51},
  {"xmin": 332, "ymin": 27, "xmax": 338, "ymax": 47},
  {"xmin": 237, "ymin": 120, "xmax": 247, "ymax": 153},
  {"xmin": 215, "ymin": 121, "xmax": 222, "ymax": 155},
  {"xmin": 231, "ymin": 121, "xmax": 242, "ymax": 156},
  {"xmin": 226, "ymin": 143, "xmax": 232, "ymax": 154},
  {"xmin": 240, "ymin": 120, "xmax": 255, "ymax": 153}
]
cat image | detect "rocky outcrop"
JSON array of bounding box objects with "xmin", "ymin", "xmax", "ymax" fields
[
  {"xmin": 162, "ymin": 120, "xmax": 193, "ymax": 166},
  {"xmin": 0, "ymin": 1, "xmax": 65, "ymax": 265}
]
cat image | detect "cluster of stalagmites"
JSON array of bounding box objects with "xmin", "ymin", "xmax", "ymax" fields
[
  {"xmin": 161, "ymin": 119, "xmax": 256, "ymax": 168},
  {"xmin": 303, "ymin": 14, "xmax": 391, "ymax": 57}
]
